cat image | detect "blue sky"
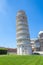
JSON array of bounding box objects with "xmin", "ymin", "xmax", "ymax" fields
[{"xmin": 0, "ymin": 0, "xmax": 43, "ymax": 48}]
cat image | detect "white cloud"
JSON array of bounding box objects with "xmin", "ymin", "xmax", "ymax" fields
[{"xmin": 0, "ymin": 0, "xmax": 7, "ymax": 15}]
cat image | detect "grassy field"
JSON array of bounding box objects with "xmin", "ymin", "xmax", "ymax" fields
[{"xmin": 0, "ymin": 55, "xmax": 43, "ymax": 65}]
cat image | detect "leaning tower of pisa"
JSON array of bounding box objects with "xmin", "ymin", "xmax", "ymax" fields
[{"xmin": 16, "ymin": 10, "xmax": 32, "ymax": 55}]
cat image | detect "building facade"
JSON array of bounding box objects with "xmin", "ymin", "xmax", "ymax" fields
[
  {"xmin": 16, "ymin": 10, "xmax": 32, "ymax": 55},
  {"xmin": 31, "ymin": 31, "xmax": 43, "ymax": 52}
]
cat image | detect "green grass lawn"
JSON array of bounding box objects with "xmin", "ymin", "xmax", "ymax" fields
[{"xmin": 0, "ymin": 55, "xmax": 43, "ymax": 65}]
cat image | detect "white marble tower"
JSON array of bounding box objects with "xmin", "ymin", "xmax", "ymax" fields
[{"xmin": 16, "ymin": 10, "xmax": 32, "ymax": 55}]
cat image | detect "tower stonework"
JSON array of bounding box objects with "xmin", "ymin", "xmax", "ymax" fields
[{"xmin": 16, "ymin": 10, "xmax": 32, "ymax": 55}]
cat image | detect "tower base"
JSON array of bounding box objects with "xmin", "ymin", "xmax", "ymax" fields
[{"xmin": 17, "ymin": 44, "xmax": 32, "ymax": 55}]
